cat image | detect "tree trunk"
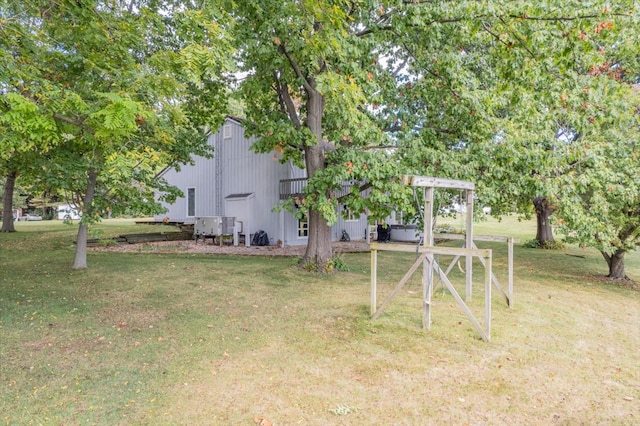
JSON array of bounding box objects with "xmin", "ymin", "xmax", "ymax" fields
[
  {"xmin": 72, "ymin": 168, "xmax": 98, "ymax": 269},
  {"xmin": 301, "ymin": 88, "xmax": 333, "ymax": 271},
  {"xmin": 1, "ymin": 171, "xmax": 17, "ymax": 233},
  {"xmin": 601, "ymin": 249, "xmax": 628, "ymax": 280},
  {"xmin": 533, "ymin": 197, "xmax": 555, "ymax": 246}
]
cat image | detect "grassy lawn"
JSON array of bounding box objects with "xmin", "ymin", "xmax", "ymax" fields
[{"xmin": 1, "ymin": 218, "xmax": 639, "ymax": 425}]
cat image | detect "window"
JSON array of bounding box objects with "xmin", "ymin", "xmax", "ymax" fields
[
  {"xmin": 343, "ymin": 205, "xmax": 359, "ymax": 222},
  {"xmin": 297, "ymin": 215, "xmax": 308, "ymax": 238},
  {"xmin": 187, "ymin": 187, "xmax": 195, "ymax": 217},
  {"xmin": 223, "ymin": 123, "xmax": 232, "ymax": 139}
]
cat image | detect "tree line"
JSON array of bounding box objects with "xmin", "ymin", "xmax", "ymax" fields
[{"xmin": 1, "ymin": 0, "xmax": 638, "ymax": 279}]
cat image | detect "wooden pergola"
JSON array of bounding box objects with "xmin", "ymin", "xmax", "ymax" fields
[{"xmin": 370, "ymin": 175, "xmax": 514, "ymax": 342}]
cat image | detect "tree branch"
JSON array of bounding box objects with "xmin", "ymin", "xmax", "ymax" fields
[
  {"xmin": 272, "ymin": 71, "xmax": 302, "ymax": 129},
  {"xmin": 277, "ymin": 43, "xmax": 314, "ymax": 94},
  {"xmin": 355, "ymin": 8, "xmax": 631, "ymax": 38},
  {"xmin": 498, "ymin": 16, "xmax": 536, "ymax": 58},
  {"xmin": 53, "ymin": 113, "xmax": 95, "ymax": 134},
  {"xmin": 336, "ymin": 182, "xmax": 372, "ymax": 203}
]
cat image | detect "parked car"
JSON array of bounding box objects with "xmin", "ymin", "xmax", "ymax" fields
[{"xmin": 18, "ymin": 214, "xmax": 43, "ymax": 221}]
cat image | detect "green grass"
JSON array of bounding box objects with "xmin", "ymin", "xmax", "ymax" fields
[{"xmin": 1, "ymin": 218, "xmax": 639, "ymax": 425}]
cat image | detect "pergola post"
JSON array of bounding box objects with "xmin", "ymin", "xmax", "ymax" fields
[
  {"xmin": 370, "ymin": 247, "xmax": 377, "ymax": 316},
  {"xmin": 423, "ymin": 187, "xmax": 434, "ymax": 329},
  {"xmin": 465, "ymin": 189, "xmax": 474, "ymax": 302},
  {"xmin": 369, "ymin": 175, "xmax": 508, "ymax": 342}
]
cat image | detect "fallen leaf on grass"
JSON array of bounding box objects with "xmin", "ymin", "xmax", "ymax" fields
[{"xmin": 253, "ymin": 416, "xmax": 272, "ymax": 426}]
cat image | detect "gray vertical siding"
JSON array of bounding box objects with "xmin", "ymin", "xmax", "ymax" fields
[
  {"xmin": 155, "ymin": 118, "xmax": 290, "ymax": 243},
  {"xmin": 218, "ymin": 120, "xmax": 290, "ymax": 242},
  {"xmin": 155, "ymin": 117, "xmax": 370, "ymax": 245},
  {"xmin": 155, "ymin": 133, "xmax": 217, "ymax": 223}
]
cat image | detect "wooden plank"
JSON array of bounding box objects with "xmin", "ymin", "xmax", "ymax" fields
[
  {"xmin": 371, "ymin": 248, "xmax": 378, "ymax": 316},
  {"xmin": 485, "ymin": 253, "xmax": 492, "ymax": 341},
  {"xmin": 165, "ymin": 232, "xmax": 193, "ymax": 241},
  {"xmin": 423, "ymin": 254, "xmax": 433, "ymax": 329},
  {"xmin": 124, "ymin": 234, "xmax": 169, "ymax": 244},
  {"xmin": 417, "ymin": 241, "xmax": 510, "ymax": 307},
  {"xmin": 121, "ymin": 233, "xmax": 164, "ymax": 238},
  {"xmin": 434, "ymin": 261, "xmax": 489, "ymax": 342},
  {"xmin": 370, "ymin": 242, "xmax": 490, "ymax": 258},
  {"xmin": 475, "ymin": 252, "xmax": 509, "ymax": 305},
  {"xmin": 371, "ymin": 253, "xmax": 428, "ymax": 320},
  {"xmin": 402, "ymin": 175, "xmax": 475, "ymax": 190},
  {"xmin": 423, "ymin": 187, "xmax": 434, "ymax": 247},
  {"xmin": 435, "ymin": 235, "xmax": 516, "ymax": 307},
  {"xmin": 444, "ymin": 255, "xmax": 462, "ymax": 277},
  {"xmin": 508, "ymin": 237, "xmax": 514, "ymax": 308},
  {"xmin": 370, "ymin": 246, "xmax": 493, "ymax": 341},
  {"xmin": 465, "ymin": 189, "xmax": 474, "ymax": 302},
  {"xmin": 435, "ymin": 233, "xmax": 520, "ymax": 244}
]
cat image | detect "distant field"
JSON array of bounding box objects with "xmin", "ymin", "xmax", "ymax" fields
[{"xmin": 1, "ymin": 218, "xmax": 638, "ymax": 424}]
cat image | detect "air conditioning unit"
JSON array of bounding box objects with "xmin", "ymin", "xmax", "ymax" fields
[{"xmin": 194, "ymin": 216, "xmax": 235, "ymax": 237}]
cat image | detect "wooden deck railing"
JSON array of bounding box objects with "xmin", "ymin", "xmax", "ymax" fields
[
  {"xmin": 279, "ymin": 178, "xmax": 368, "ymax": 201},
  {"xmin": 279, "ymin": 178, "xmax": 307, "ymax": 200}
]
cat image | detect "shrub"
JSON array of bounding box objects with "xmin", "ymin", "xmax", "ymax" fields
[
  {"xmin": 331, "ymin": 255, "xmax": 350, "ymax": 272},
  {"xmin": 523, "ymin": 239, "xmax": 567, "ymax": 250}
]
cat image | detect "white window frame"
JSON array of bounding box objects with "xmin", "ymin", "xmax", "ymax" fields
[
  {"xmin": 223, "ymin": 123, "xmax": 232, "ymax": 139},
  {"xmin": 297, "ymin": 215, "xmax": 308, "ymax": 238},
  {"xmin": 187, "ymin": 187, "xmax": 196, "ymax": 217},
  {"xmin": 343, "ymin": 205, "xmax": 359, "ymax": 222}
]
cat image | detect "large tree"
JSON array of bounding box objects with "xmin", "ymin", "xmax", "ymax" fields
[
  {"xmin": 0, "ymin": 0, "xmax": 234, "ymax": 268},
  {"xmin": 460, "ymin": 3, "xmax": 639, "ymax": 254},
  {"xmin": 229, "ymin": 1, "xmax": 413, "ymax": 271},
  {"xmin": 228, "ymin": 1, "xmax": 639, "ymax": 272},
  {"xmin": 0, "ymin": 168, "xmax": 30, "ymax": 231},
  {"xmin": 457, "ymin": 5, "xmax": 640, "ymax": 278},
  {"xmin": 553, "ymin": 81, "xmax": 640, "ymax": 280}
]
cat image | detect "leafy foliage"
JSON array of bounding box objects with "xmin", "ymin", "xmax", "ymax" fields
[
  {"xmin": 227, "ymin": 0, "xmax": 639, "ymax": 274},
  {"xmin": 0, "ymin": 0, "xmax": 235, "ymax": 267},
  {"xmin": 522, "ymin": 239, "xmax": 568, "ymax": 251}
]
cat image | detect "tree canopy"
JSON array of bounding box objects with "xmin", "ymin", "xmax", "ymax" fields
[
  {"xmin": 226, "ymin": 0, "xmax": 639, "ymax": 276},
  {"xmin": 0, "ymin": 0, "xmax": 234, "ymax": 267},
  {"xmin": 1, "ymin": 0, "xmax": 638, "ymax": 278}
]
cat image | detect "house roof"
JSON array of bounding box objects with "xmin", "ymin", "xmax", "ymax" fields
[{"xmin": 225, "ymin": 115, "xmax": 244, "ymax": 124}]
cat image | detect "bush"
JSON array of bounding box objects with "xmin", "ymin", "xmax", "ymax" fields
[
  {"xmin": 523, "ymin": 239, "xmax": 567, "ymax": 250},
  {"xmin": 331, "ymin": 255, "xmax": 350, "ymax": 272},
  {"xmin": 298, "ymin": 255, "xmax": 350, "ymax": 273}
]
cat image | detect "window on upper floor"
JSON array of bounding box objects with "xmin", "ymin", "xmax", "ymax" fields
[{"xmin": 343, "ymin": 205, "xmax": 359, "ymax": 222}]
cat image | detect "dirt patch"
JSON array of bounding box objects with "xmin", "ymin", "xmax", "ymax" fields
[
  {"xmin": 91, "ymin": 239, "xmax": 371, "ymax": 257},
  {"xmin": 589, "ymin": 274, "xmax": 639, "ymax": 291}
]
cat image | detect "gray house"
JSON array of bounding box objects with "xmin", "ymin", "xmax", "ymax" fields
[{"xmin": 154, "ymin": 117, "xmax": 370, "ymax": 246}]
